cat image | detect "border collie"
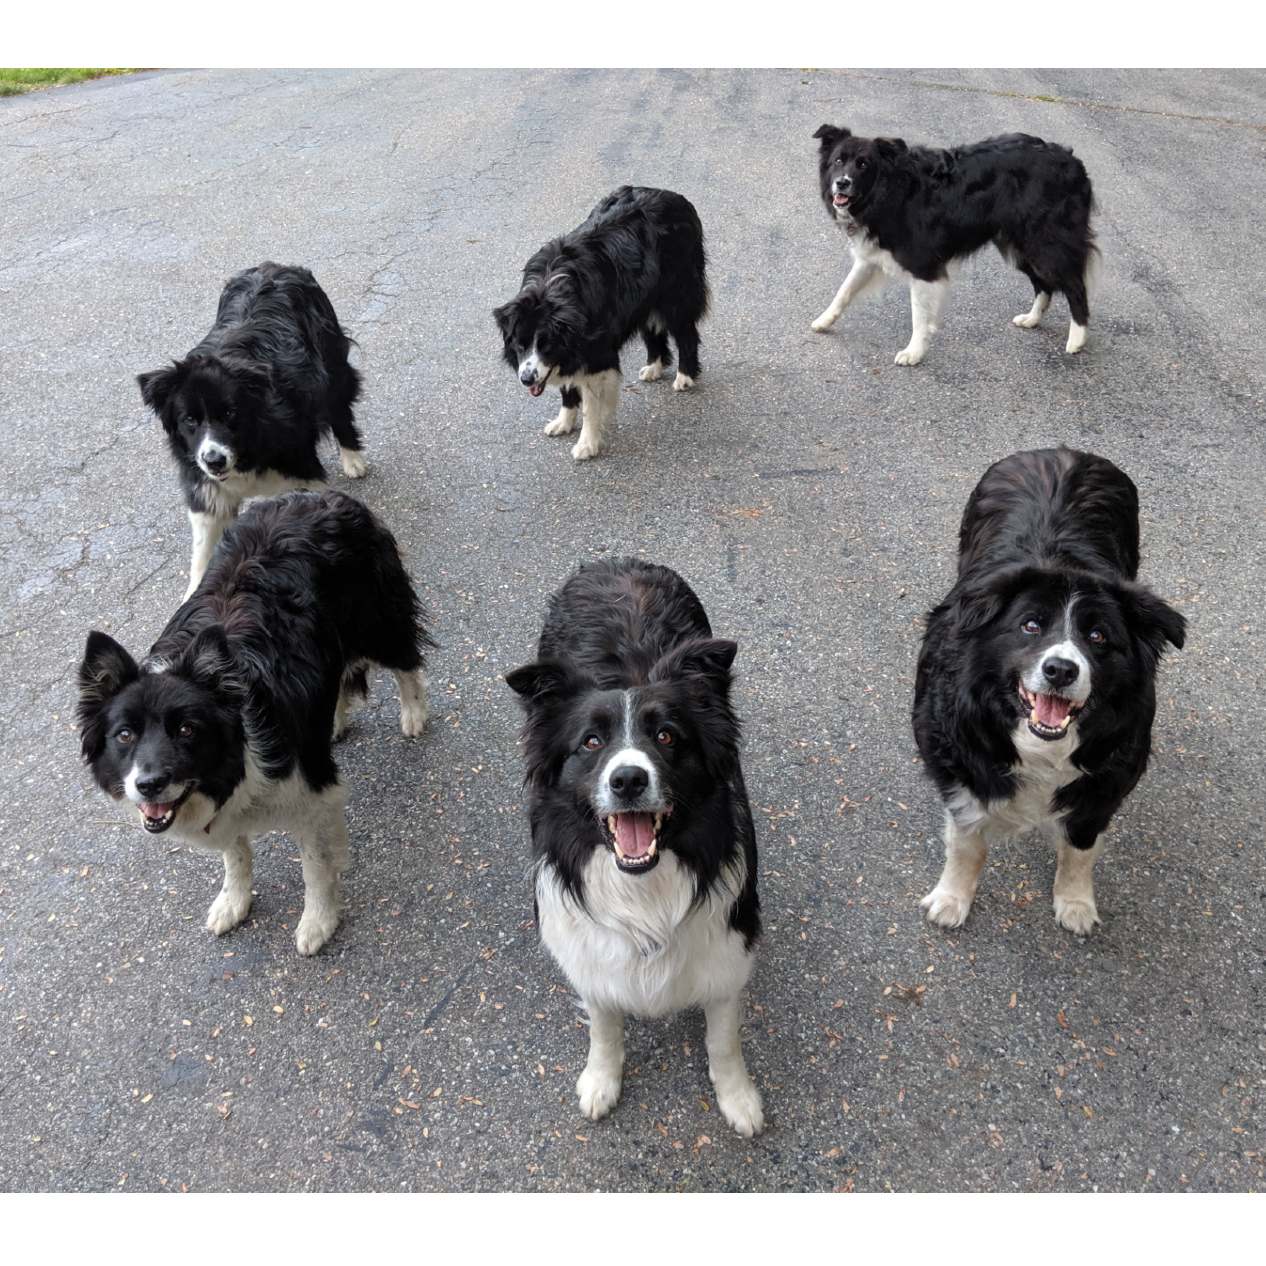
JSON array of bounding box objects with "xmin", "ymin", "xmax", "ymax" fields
[
  {"xmin": 138, "ymin": 262, "xmax": 367, "ymax": 599},
  {"xmin": 811, "ymin": 126, "xmax": 1097, "ymax": 364},
  {"xmin": 493, "ymin": 186, "xmax": 710, "ymax": 461},
  {"xmin": 77, "ymin": 490, "xmax": 433, "ymax": 956},
  {"xmin": 912, "ymin": 448, "xmax": 1185, "ymax": 935},
  {"xmin": 506, "ymin": 557, "xmax": 763, "ymax": 1136}
]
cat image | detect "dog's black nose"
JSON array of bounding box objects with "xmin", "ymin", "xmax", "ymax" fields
[
  {"xmin": 1041, "ymin": 657, "xmax": 1080, "ymax": 689},
  {"xmin": 608, "ymin": 764, "xmax": 649, "ymax": 799},
  {"xmin": 134, "ymin": 772, "xmax": 170, "ymax": 799},
  {"xmin": 833, "ymin": 176, "xmax": 851, "ymax": 192},
  {"xmin": 203, "ymin": 451, "xmax": 228, "ymax": 472},
  {"xmin": 519, "ymin": 366, "xmax": 537, "ymax": 385}
]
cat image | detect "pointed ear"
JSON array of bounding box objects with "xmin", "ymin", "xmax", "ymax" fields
[
  {"xmin": 813, "ymin": 124, "xmax": 850, "ymax": 144},
  {"xmin": 650, "ymin": 638, "xmax": 738, "ymax": 688},
  {"xmin": 178, "ymin": 624, "xmax": 240, "ymax": 694},
  {"xmin": 1120, "ymin": 583, "xmax": 1187, "ymax": 654},
  {"xmin": 505, "ymin": 659, "xmax": 585, "ymax": 704},
  {"xmin": 875, "ymin": 137, "xmax": 908, "ymax": 160},
  {"xmin": 78, "ymin": 631, "xmax": 140, "ymax": 709},
  {"xmin": 137, "ymin": 362, "xmax": 185, "ymax": 416}
]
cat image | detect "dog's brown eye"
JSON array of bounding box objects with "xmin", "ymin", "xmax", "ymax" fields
[
  {"xmin": 178, "ymin": 723, "xmax": 194, "ymax": 738},
  {"xmin": 1022, "ymin": 619, "xmax": 1041, "ymax": 634},
  {"xmin": 116, "ymin": 728, "xmax": 134, "ymax": 743},
  {"xmin": 857, "ymin": 159, "xmax": 868, "ymax": 170},
  {"xmin": 656, "ymin": 728, "xmax": 674, "ymax": 746},
  {"xmin": 583, "ymin": 735, "xmax": 602, "ymax": 751},
  {"xmin": 1089, "ymin": 629, "xmax": 1106, "ymax": 644}
]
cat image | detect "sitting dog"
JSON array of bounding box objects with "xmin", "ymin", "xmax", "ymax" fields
[
  {"xmin": 811, "ymin": 126, "xmax": 1097, "ymax": 364},
  {"xmin": 506, "ymin": 557, "xmax": 763, "ymax": 1136},
  {"xmin": 77, "ymin": 490, "xmax": 432, "ymax": 956},
  {"xmin": 138, "ymin": 262, "xmax": 367, "ymax": 599},
  {"xmin": 493, "ymin": 186, "xmax": 710, "ymax": 461},
  {"xmin": 912, "ymin": 448, "xmax": 1185, "ymax": 935}
]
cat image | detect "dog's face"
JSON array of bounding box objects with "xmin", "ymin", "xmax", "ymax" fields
[
  {"xmin": 137, "ymin": 356, "xmax": 270, "ymax": 480},
  {"xmin": 493, "ymin": 283, "xmax": 581, "ymax": 394},
  {"xmin": 508, "ymin": 639, "xmax": 739, "ymax": 876},
  {"xmin": 957, "ymin": 570, "xmax": 1186, "ymax": 743},
  {"xmin": 77, "ymin": 628, "xmax": 245, "ymax": 834},
  {"xmin": 813, "ymin": 125, "xmax": 907, "ymax": 218}
]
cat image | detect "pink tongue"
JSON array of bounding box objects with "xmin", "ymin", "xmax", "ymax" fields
[
  {"xmin": 141, "ymin": 801, "xmax": 175, "ymax": 820},
  {"xmin": 614, "ymin": 812, "xmax": 654, "ymax": 859},
  {"xmin": 1033, "ymin": 695, "xmax": 1072, "ymax": 727},
  {"xmin": 528, "ymin": 383, "xmax": 545, "ymax": 397}
]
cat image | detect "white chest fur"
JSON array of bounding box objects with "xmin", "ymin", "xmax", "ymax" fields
[{"xmin": 536, "ymin": 849, "xmax": 756, "ymax": 1019}]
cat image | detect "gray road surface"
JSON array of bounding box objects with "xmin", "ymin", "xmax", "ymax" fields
[{"xmin": 1, "ymin": 69, "xmax": 1263, "ymax": 1192}]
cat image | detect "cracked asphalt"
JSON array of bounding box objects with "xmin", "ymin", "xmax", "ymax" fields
[{"xmin": 1, "ymin": 68, "xmax": 1263, "ymax": 1193}]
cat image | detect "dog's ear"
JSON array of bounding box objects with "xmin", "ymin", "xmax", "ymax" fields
[
  {"xmin": 505, "ymin": 659, "xmax": 584, "ymax": 704},
  {"xmin": 649, "ymin": 638, "xmax": 738, "ymax": 690},
  {"xmin": 493, "ymin": 290, "xmax": 536, "ymax": 338},
  {"xmin": 875, "ymin": 137, "xmax": 908, "ymax": 160},
  {"xmin": 813, "ymin": 124, "xmax": 850, "ymax": 145},
  {"xmin": 178, "ymin": 624, "xmax": 243, "ymax": 696},
  {"xmin": 137, "ymin": 362, "xmax": 186, "ymax": 418},
  {"xmin": 78, "ymin": 632, "xmax": 141, "ymax": 760},
  {"xmin": 951, "ymin": 567, "xmax": 1034, "ymax": 635},
  {"xmin": 1118, "ymin": 582, "xmax": 1187, "ymax": 654}
]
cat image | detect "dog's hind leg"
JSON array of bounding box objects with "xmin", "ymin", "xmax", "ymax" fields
[
  {"xmin": 895, "ymin": 278, "xmax": 949, "ymax": 365},
  {"xmin": 393, "ymin": 667, "xmax": 430, "ymax": 737},
  {"xmin": 705, "ymin": 994, "xmax": 765, "ymax": 1137},
  {"xmin": 811, "ymin": 258, "xmax": 882, "ymax": 332},
  {"xmin": 573, "ymin": 370, "xmax": 620, "ymax": 461},
  {"xmin": 294, "ymin": 784, "xmax": 352, "ymax": 956},
  {"xmin": 921, "ymin": 813, "xmax": 987, "ymax": 928},
  {"xmin": 333, "ymin": 662, "xmax": 369, "ymax": 741},
  {"xmin": 639, "ymin": 317, "xmax": 671, "ymax": 382},
  {"xmin": 1013, "ymin": 265, "xmax": 1052, "ymax": 328},
  {"xmin": 206, "ymin": 835, "xmax": 254, "ymax": 935},
  {"xmin": 186, "ymin": 508, "xmax": 236, "ymax": 600},
  {"xmin": 576, "ymin": 1004, "xmax": 624, "ymax": 1120},
  {"xmin": 669, "ymin": 320, "xmax": 701, "ymax": 391},
  {"xmin": 544, "ymin": 385, "xmax": 581, "ymax": 437},
  {"xmin": 1053, "ymin": 837, "xmax": 1101, "ymax": 935},
  {"xmin": 1064, "ymin": 276, "xmax": 1090, "ymax": 354}
]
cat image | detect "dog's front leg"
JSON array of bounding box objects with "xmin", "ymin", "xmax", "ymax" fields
[
  {"xmin": 572, "ymin": 370, "xmax": 619, "ymax": 461},
  {"xmin": 895, "ymin": 278, "xmax": 949, "ymax": 365},
  {"xmin": 922, "ymin": 813, "xmax": 987, "ymax": 928},
  {"xmin": 294, "ymin": 789, "xmax": 352, "ymax": 955},
  {"xmin": 206, "ymin": 835, "xmax": 254, "ymax": 935},
  {"xmin": 392, "ymin": 668, "xmax": 430, "ymax": 737},
  {"xmin": 811, "ymin": 258, "xmax": 881, "ymax": 332},
  {"xmin": 185, "ymin": 508, "xmax": 236, "ymax": 600},
  {"xmin": 1053, "ymin": 837, "xmax": 1101, "ymax": 936},
  {"xmin": 704, "ymin": 994, "xmax": 764, "ymax": 1137},
  {"xmin": 576, "ymin": 1004, "xmax": 624, "ymax": 1120}
]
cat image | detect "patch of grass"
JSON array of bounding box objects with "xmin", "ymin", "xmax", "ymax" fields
[{"xmin": 0, "ymin": 69, "xmax": 135, "ymax": 98}]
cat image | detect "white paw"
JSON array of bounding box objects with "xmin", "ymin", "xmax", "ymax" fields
[
  {"xmin": 639, "ymin": 361, "xmax": 663, "ymax": 382},
  {"xmin": 576, "ymin": 1064, "xmax": 621, "ymax": 1121},
  {"xmin": 544, "ymin": 410, "xmax": 579, "ymax": 437},
  {"xmin": 332, "ymin": 715, "xmax": 349, "ymax": 742},
  {"xmin": 672, "ymin": 373, "xmax": 695, "ymax": 391},
  {"xmin": 1054, "ymin": 895, "xmax": 1100, "ymax": 936},
  {"xmin": 339, "ymin": 448, "xmax": 368, "ymax": 478},
  {"xmin": 1066, "ymin": 326, "xmax": 1088, "ymax": 354},
  {"xmin": 714, "ymin": 1076, "xmax": 765, "ymax": 1137},
  {"xmin": 400, "ymin": 696, "xmax": 429, "ymax": 738},
  {"xmin": 921, "ymin": 886, "xmax": 972, "ymax": 929},
  {"xmin": 810, "ymin": 312, "xmax": 836, "ymax": 332},
  {"xmin": 1013, "ymin": 312, "xmax": 1042, "ymax": 328},
  {"xmin": 206, "ymin": 887, "xmax": 252, "ymax": 936},
  {"xmin": 571, "ymin": 436, "xmax": 605, "ymax": 461},
  {"xmin": 295, "ymin": 910, "xmax": 340, "ymax": 956},
  {"xmin": 894, "ymin": 344, "xmax": 926, "ymax": 366}
]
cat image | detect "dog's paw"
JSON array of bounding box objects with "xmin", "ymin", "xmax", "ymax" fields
[
  {"xmin": 1054, "ymin": 894, "xmax": 1100, "ymax": 937},
  {"xmin": 810, "ymin": 312, "xmax": 837, "ymax": 332},
  {"xmin": 339, "ymin": 448, "xmax": 369, "ymax": 479},
  {"xmin": 894, "ymin": 344, "xmax": 927, "ymax": 366},
  {"xmin": 672, "ymin": 373, "xmax": 695, "ymax": 391},
  {"xmin": 295, "ymin": 910, "xmax": 340, "ymax": 956},
  {"xmin": 400, "ymin": 696, "xmax": 429, "ymax": 738},
  {"xmin": 921, "ymin": 886, "xmax": 972, "ymax": 929},
  {"xmin": 639, "ymin": 361, "xmax": 663, "ymax": 382},
  {"xmin": 571, "ymin": 436, "xmax": 605, "ymax": 461},
  {"xmin": 206, "ymin": 888, "xmax": 252, "ymax": 936},
  {"xmin": 544, "ymin": 410, "xmax": 579, "ymax": 437},
  {"xmin": 1065, "ymin": 324, "xmax": 1088, "ymax": 355},
  {"xmin": 714, "ymin": 1076, "xmax": 765, "ymax": 1138},
  {"xmin": 576, "ymin": 1064, "xmax": 621, "ymax": 1121},
  {"xmin": 1013, "ymin": 311, "xmax": 1043, "ymax": 328}
]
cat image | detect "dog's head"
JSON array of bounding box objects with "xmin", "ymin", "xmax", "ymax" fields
[
  {"xmin": 137, "ymin": 355, "xmax": 271, "ymax": 480},
  {"xmin": 507, "ymin": 639, "xmax": 739, "ymax": 876},
  {"xmin": 77, "ymin": 626, "xmax": 246, "ymax": 834},
  {"xmin": 813, "ymin": 125, "xmax": 907, "ymax": 219},
  {"xmin": 493, "ymin": 278, "xmax": 583, "ymax": 395},
  {"xmin": 950, "ymin": 567, "xmax": 1186, "ymax": 742}
]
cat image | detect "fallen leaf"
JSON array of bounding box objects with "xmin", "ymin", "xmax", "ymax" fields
[
  {"xmin": 826, "ymin": 1146, "xmax": 842, "ymax": 1158},
  {"xmin": 1083, "ymin": 1105, "xmax": 1093, "ymax": 1118},
  {"xmin": 1056, "ymin": 1010, "xmax": 1069, "ymax": 1028},
  {"xmin": 243, "ymin": 1016, "xmax": 253, "ymax": 1026},
  {"xmin": 273, "ymin": 1006, "xmax": 284, "ymax": 1015},
  {"xmin": 1009, "ymin": 993, "xmax": 1017, "ymax": 1008},
  {"xmin": 140, "ymin": 1094, "xmax": 153, "ymax": 1103},
  {"xmin": 430, "ymin": 1088, "xmax": 441, "ymax": 1098}
]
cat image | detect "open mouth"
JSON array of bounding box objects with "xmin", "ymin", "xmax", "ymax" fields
[
  {"xmin": 526, "ymin": 382, "xmax": 546, "ymax": 397},
  {"xmin": 600, "ymin": 808, "xmax": 672, "ymax": 874},
  {"xmin": 1018, "ymin": 685, "xmax": 1085, "ymax": 742},
  {"xmin": 138, "ymin": 787, "xmax": 193, "ymax": 834},
  {"xmin": 833, "ymin": 193, "xmax": 851, "ymax": 208}
]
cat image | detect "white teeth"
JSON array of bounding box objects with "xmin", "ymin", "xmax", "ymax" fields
[
  {"xmin": 608, "ymin": 816, "xmax": 617, "ymax": 833},
  {"xmin": 653, "ymin": 813, "xmax": 662, "ymax": 831}
]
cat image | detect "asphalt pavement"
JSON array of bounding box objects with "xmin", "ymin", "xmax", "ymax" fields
[{"xmin": 1, "ymin": 68, "xmax": 1263, "ymax": 1192}]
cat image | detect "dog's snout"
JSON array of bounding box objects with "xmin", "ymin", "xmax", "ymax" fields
[
  {"xmin": 134, "ymin": 771, "xmax": 170, "ymax": 799},
  {"xmin": 607, "ymin": 764, "xmax": 649, "ymax": 800},
  {"xmin": 1041, "ymin": 657, "xmax": 1080, "ymax": 690},
  {"xmin": 833, "ymin": 176, "xmax": 852, "ymax": 192},
  {"xmin": 519, "ymin": 364, "xmax": 538, "ymax": 385},
  {"xmin": 202, "ymin": 450, "xmax": 228, "ymax": 472}
]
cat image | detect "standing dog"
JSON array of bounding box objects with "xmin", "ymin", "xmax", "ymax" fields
[
  {"xmin": 811, "ymin": 126, "xmax": 1097, "ymax": 364},
  {"xmin": 138, "ymin": 262, "xmax": 367, "ymax": 599},
  {"xmin": 493, "ymin": 186, "xmax": 710, "ymax": 461},
  {"xmin": 912, "ymin": 448, "xmax": 1185, "ymax": 935},
  {"xmin": 77, "ymin": 490, "xmax": 432, "ymax": 956},
  {"xmin": 506, "ymin": 558, "xmax": 763, "ymax": 1136}
]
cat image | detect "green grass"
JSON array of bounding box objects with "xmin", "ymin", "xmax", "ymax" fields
[{"xmin": 0, "ymin": 68, "xmax": 136, "ymax": 97}]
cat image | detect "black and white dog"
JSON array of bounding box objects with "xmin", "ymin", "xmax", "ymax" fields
[
  {"xmin": 77, "ymin": 490, "xmax": 432, "ymax": 956},
  {"xmin": 493, "ymin": 186, "xmax": 710, "ymax": 461},
  {"xmin": 138, "ymin": 262, "xmax": 367, "ymax": 599},
  {"xmin": 811, "ymin": 126, "xmax": 1097, "ymax": 364},
  {"xmin": 912, "ymin": 448, "xmax": 1185, "ymax": 935},
  {"xmin": 506, "ymin": 558, "xmax": 763, "ymax": 1136}
]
